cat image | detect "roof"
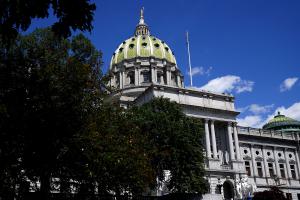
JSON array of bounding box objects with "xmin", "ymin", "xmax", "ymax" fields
[{"xmin": 263, "ymin": 112, "xmax": 300, "ymax": 131}]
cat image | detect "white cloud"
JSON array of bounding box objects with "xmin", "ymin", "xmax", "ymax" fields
[
  {"xmin": 237, "ymin": 102, "xmax": 300, "ymax": 128},
  {"xmin": 188, "ymin": 66, "xmax": 212, "ymax": 76},
  {"xmin": 237, "ymin": 115, "xmax": 263, "ymax": 128},
  {"xmin": 236, "ymin": 80, "xmax": 254, "ymax": 93},
  {"xmin": 280, "ymin": 77, "xmax": 298, "ymax": 92},
  {"xmin": 271, "ymin": 102, "xmax": 300, "ymax": 121},
  {"xmin": 249, "ymin": 104, "xmax": 274, "ymax": 114},
  {"xmin": 200, "ymin": 75, "xmax": 254, "ymax": 94}
]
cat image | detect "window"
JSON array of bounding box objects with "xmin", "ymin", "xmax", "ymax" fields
[
  {"xmin": 297, "ymin": 193, "xmax": 300, "ymax": 200},
  {"xmin": 129, "ymin": 44, "xmax": 135, "ymax": 49},
  {"xmin": 291, "ymin": 164, "xmax": 296, "ymax": 179},
  {"xmin": 142, "ymin": 71, "xmax": 150, "ymax": 83},
  {"xmin": 245, "ymin": 161, "xmax": 251, "ymax": 176},
  {"xmin": 280, "ymin": 164, "xmax": 286, "ymax": 178},
  {"xmin": 127, "ymin": 72, "xmax": 134, "ymax": 85},
  {"xmin": 154, "ymin": 43, "xmax": 160, "ymax": 48},
  {"xmin": 142, "ymin": 42, "xmax": 147, "ymax": 48},
  {"xmin": 157, "ymin": 72, "xmax": 163, "ymax": 84},
  {"xmin": 257, "ymin": 162, "xmax": 263, "ymax": 177},
  {"xmin": 268, "ymin": 163, "xmax": 274, "ymax": 177},
  {"xmin": 286, "ymin": 193, "xmax": 292, "ymax": 200},
  {"xmin": 267, "ymin": 152, "xmax": 271, "ymax": 156}
]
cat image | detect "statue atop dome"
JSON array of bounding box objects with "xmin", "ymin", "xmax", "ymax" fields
[{"xmin": 135, "ymin": 7, "xmax": 149, "ymax": 35}]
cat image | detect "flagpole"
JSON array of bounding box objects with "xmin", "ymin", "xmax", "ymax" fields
[{"xmin": 186, "ymin": 31, "xmax": 193, "ymax": 87}]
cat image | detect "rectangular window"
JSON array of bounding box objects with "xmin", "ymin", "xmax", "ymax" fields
[
  {"xmin": 280, "ymin": 164, "xmax": 286, "ymax": 178},
  {"xmin": 142, "ymin": 72, "xmax": 150, "ymax": 83},
  {"xmin": 245, "ymin": 161, "xmax": 251, "ymax": 176},
  {"xmin": 268, "ymin": 163, "xmax": 274, "ymax": 177},
  {"xmin": 286, "ymin": 193, "xmax": 292, "ymax": 200},
  {"xmin": 297, "ymin": 193, "xmax": 300, "ymax": 200},
  {"xmin": 257, "ymin": 162, "xmax": 263, "ymax": 177},
  {"xmin": 290, "ymin": 164, "xmax": 296, "ymax": 179}
]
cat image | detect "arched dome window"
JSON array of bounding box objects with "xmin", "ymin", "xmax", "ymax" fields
[
  {"xmin": 129, "ymin": 44, "xmax": 135, "ymax": 49},
  {"xmin": 142, "ymin": 42, "xmax": 147, "ymax": 48}
]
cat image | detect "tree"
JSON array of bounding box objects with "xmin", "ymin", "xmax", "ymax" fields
[
  {"xmin": 0, "ymin": 28, "xmax": 103, "ymax": 199},
  {"xmin": 253, "ymin": 186, "xmax": 288, "ymax": 200},
  {"xmin": 0, "ymin": 0, "xmax": 96, "ymax": 45},
  {"xmin": 131, "ymin": 98, "xmax": 208, "ymax": 194}
]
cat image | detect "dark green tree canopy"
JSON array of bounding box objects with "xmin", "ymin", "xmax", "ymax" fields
[
  {"xmin": 253, "ymin": 187, "xmax": 288, "ymax": 200},
  {"xmin": 0, "ymin": 0, "xmax": 96, "ymax": 45},
  {"xmin": 0, "ymin": 28, "xmax": 103, "ymax": 199},
  {"xmin": 130, "ymin": 98, "xmax": 207, "ymax": 194}
]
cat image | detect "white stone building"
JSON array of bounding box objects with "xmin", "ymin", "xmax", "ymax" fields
[{"xmin": 108, "ymin": 9, "xmax": 300, "ymax": 200}]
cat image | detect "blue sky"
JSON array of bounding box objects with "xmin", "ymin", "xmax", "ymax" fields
[{"xmin": 26, "ymin": 0, "xmax": 300, "ymax": 127}]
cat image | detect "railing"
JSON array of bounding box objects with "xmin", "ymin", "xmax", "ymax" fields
[{"xmin": 237, "ymin": 126, "xmax": 298, "ymax": 140}]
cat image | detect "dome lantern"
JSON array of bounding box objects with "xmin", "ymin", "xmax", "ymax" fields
[{"xmin": 135, "ymin": 7, "xmax": 150, "ymax": 36}]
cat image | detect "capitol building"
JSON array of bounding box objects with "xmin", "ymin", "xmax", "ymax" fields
[{"xmin": 108, "ymin": 9, "xmax": 300, "ymax": 200}]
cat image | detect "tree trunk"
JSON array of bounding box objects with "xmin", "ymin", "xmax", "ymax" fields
[{"xmin": 40, "ymin": 172, "xmax": 51, "ymax": 200}]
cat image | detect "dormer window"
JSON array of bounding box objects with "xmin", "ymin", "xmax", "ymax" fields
[
  {"xmin": 129, "ymin": 44, "xmax": 135, "ymax": 49},
  {"xmin": 142, "ymin": 42, "xmax": 147, "ymax": 48}
]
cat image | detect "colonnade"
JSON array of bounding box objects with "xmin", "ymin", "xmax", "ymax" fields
[
  {"xmin": 204, "ymin": 119, "xmax": 241, "ymax": 162},
  {"xmin": 114, "ymin": 66, "xmax": 182, "ymax": 88}
]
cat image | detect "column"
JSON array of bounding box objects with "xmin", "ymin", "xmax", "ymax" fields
[
  {"xmin": 166, "ymin": 70, "xmax": 171, "ymax": 85},
  {"xmin": 284, "ymin": 148, "xmax": 292, "ymax": 179},
  {"xmin": 262, "ymin": 147, "xmax": 270, "ymax": 177},
  {"xmin": 153, "ymin": 67, "xmax": 157, "ymax": 83},
  {"xmin": 250, "ymin": 144, "xmax": 258, "ymax": 177},
  {"xmin": 122, "ymin": 71, "xmax": 125, "ymax": 88},
  {"xmin": 119, "ymin": 71, "xmax": 122, "ymax": 89},
  {"xmin": 137, "ymin": 68, "xmax": 141, "ymax": 86},
  {"xmin": 151, "ymin": 66, "xmax": 155, "ymax": 83},
  {"xmin": 295, "ymin": 149, "xmax": 300, "ymax": 179},
  {"xmin": 233, "ymin": 123, "xmax": 241, "ymax": 161},
  {"xmin": 205, "ymin": 119, "xmax": 211, "ymax": 159},
  {"xmin": 210, "ymin": 120, "xmax": 218, "ymax": 159},
  {"xmin": 274, "ymin": 147, "xmax": 281, "ymax": 178},
  {"xmin": 177, "ymin": 75, "xmax": 181, "ymax": 87},
  {"xmin": 135, "ymin": 68, "xmax": 138, "ymax": 86},
  {"xmin": 227, "ymin": 122, "xmax": 235, "ymax": 161}
]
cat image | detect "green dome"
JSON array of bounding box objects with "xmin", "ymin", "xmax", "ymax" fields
[
  {"xmin": 110, "ymin": 8, "xmax": 177, "ymax": 69},
  {"xmin": 110, "ymin": 35, "xmax": 177, "ymax": 67},
  {"xmin": 263, "ymin": 112, "xmax": 300, "ymax": 132}
]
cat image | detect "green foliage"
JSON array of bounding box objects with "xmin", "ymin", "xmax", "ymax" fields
[
  {"xmin": 131, "ymin": 98, "xmax": 207, "ymax": 194},
  {"xmin": 0, "ymin": 0, "xmax": 96, "ymax": 46},
  {"xmin": 0, "ymin": 28, "xmax": 207, "ymax": 198},
  {"xmin": 253, "ymin": 186, "xmax": 288, "ymax": 200},
  {"xmin": 0, "ymin": 28, "xmax": 103, "ymax": 198}
]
